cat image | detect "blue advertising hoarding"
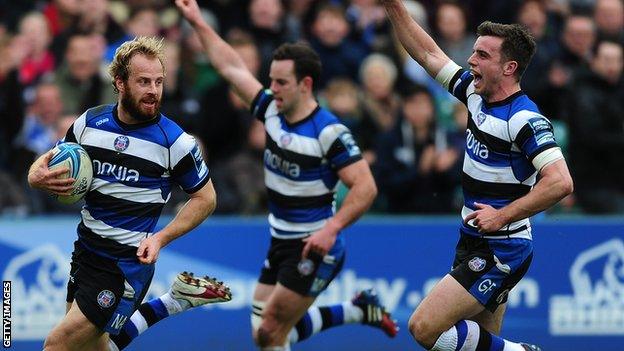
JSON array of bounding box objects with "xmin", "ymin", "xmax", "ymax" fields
[{"xmin": 1, "ymin": 216, "xmax": 622, "ymax": 350}]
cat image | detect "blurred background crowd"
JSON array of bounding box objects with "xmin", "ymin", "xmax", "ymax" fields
[{"xmin": 0, "ymin": 0, "xmax": 622, "ymax": 216}]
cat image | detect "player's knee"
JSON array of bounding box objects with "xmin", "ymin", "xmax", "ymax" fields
[
  {"xmin": 255, "ymin": 313, "xmax": 286, "ymax": 347},
  {"xmin": 256, "ymin": 324, "xmax": 280, "ymax": 347},
  {"xmin": 408, "ymin": 313, "xmax": 438, "ymax": 348}
]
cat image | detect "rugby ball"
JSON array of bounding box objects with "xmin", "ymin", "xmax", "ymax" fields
[{"xmin": 48, "ymin": 142, "xmax": 93, "ymax": 204}]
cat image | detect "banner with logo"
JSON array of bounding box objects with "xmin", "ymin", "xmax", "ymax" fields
[{"xmin": 1, "ymin": 216, "xmax": 622, "ymax": 350}]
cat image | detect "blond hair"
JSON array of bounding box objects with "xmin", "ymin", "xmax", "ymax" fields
[{"xmin": 108, "ymin": 36, "xmax": 165, "ymax": 93}]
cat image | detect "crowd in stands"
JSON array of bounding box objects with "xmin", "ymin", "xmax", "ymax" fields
[{"xmin": 0, "ymin": 0, "xmax": 622, "ymax": 216}]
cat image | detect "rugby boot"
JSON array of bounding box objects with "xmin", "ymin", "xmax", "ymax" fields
[
  {"xmin": 170, "ymin": 271, "xmax": 232, "ymax": 309},
  {"xmin": 352, "ymin": 288, "xmax": 399, "ymax": 337}
]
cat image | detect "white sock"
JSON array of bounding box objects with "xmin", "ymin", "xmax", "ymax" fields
[
  {"xmin": 430, "ymin": 320, "xmax": 529, "ymax": 351},
  {"xmin": 341, "ymin": 301, "xmax": 364, "ymax": 323},
  {"xmin": 160, "ymin": 292, "xmax": 184, "ymax": 314}
]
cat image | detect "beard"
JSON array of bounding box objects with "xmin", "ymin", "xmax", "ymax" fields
[{"xmin": 120, "ymin": 84, "xmax": 161, "ymax": 122}]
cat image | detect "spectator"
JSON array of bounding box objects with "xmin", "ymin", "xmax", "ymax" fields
[
  {"xmin": 358, "ymin": 53, "xmax": 401, "ymax": 162},
  {"xmin": 17, "ymin": 12, "xmax": 56, "ymax": 89},
  {"xmin": 434, "ymin": 1, "xmax": 476, "ymax": 67},
  {"xmin": 567, "ymin": 40, "xmax": 624, "ymax": 213},
  {"xmin": 322, "ymin": 77, "xmax": 379, "ymax": 162},
  {"xmin": 541, "ymin": 14, "xmax": 596, "ymax": 120},
  {"xmin": 105, "ymin": 6, "xmax": 161, "ymax": 63},
  {"xmin": 179, "ymin": 7, "xmax": 221, "ymax": 97},
  {"xmin": 14, "ymin": 82, "xmax": 64, "ymax": 160},
  {"xmin": 374, "ymin": 85, "xmax": 456, "ymax": 213},
  {"xmin": 53, "ymin": 33, "xmax": 115, "ymax": 115},
  {"xmin": 345, "ymin": 0, "xmax": 389, "ymax": 49},
  {"xmin": 42, "ymin": 0, "xmax": 80, "ymax": 37},
  {"xmin": 196, "ymin": 31, "xmax": 260, "ymax": 163},
  {"xmin": 309, "ymin": 3, "xmax": 369, "ymax": 89},
  {"xmin": 0, "ymin": 35, "xmax": 27, "ymax": 168},
  {"xmin": 211, "ymin": 119, "xmax": 267, "ymax": 214},
  {"xmin": 593, "ymin": 0, "xmax": 624, "ymax": 42},
  {"xmin": 517, "ymin": 0, "xmax": 562, "ymax": 103},
  {"xmin": 245, "ymin": 0, "xmax": 297, "ymax": 84}
]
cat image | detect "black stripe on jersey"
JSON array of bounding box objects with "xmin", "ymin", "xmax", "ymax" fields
[
  {"xmin": 267, "ymin": 188, "xmax": 334, "ymax": 209},
  {"xmin": 88, "ymin": 104, "xmax": 112, "ymax": 117},
  {"xmin": 85, "ymin": 190, "xmax": 164, "ymax": 218},
  {"xmin": 251, "ymin": 89, "xmax": 271, "ymax": 122},
  {"xmin": 170, "ymin": 153, "xmax": 200, "ymax": 179},
  {"xmin": 514, "ymin": 124, "xmax": 535, "ymax": 149},
  {"xmin": 65, "ymin": 125, "xmax": 78, "ymax": 143},
  {"xmin": 77, "ymin": 222, "xmax": 138, "ymax": 258},
  {"xmin": 462, "ymin": 173, "xmax": 531, "ymax": 199},
  {"xmin": 84, "ymin": 145, "xmax": 167, "ymax": 175},
  {"xmin": 466, "ymin": 114, "xmax": 511, "ymax": 154},
  {"xmin": 266, "ymin": 135, "xmax": 322, "ymax": 169},
  {"xmin": 447, "ymin": 69, "xmax": 465, "ymax": 94},
  {"xmin": 326, "ymin": 138, "xmax": 363, "ymax": 167}
]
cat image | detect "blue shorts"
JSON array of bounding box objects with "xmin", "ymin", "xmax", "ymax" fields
[
  {"xmin": 449, "ymin": 232, "xmax": 533, "ymax": 312},
  {"xmin": 66, "ymin": 241, "xmax": 154, "ymax": 334},
  {"xmin": 258, "ymin": 235, "xmax": 345, "ymax": 297}
]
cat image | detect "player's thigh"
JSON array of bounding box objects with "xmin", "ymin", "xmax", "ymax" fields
[
  {"xmin": 45, "ymin": 302, "xmax": 106, "ymax": 350},
  {"xmin": 253, "ymin": 282, "xmax": 275, "ymax": 302},
  {"xmin": 469, "ymin": 303, "xmax": 507, "ymax": 335},
  {"xmin": 262, "ymin": 282, "xmax": 316, "ymax": 332},
  {"xmin": 411, "ymin": 274, "xmax": 484, "ymax": 336}
]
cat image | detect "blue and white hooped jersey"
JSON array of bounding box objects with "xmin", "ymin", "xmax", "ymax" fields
[
  {"xmin": 447, "ymin": 68, "xmax": 560, "ymax": 240},
  {"xmin": 251, "ymin": 89, "xmax": 363, "ymax": 239},
  {"xmin": 63, "ymin": 104, "xmax": 210, "ymax": 257}
]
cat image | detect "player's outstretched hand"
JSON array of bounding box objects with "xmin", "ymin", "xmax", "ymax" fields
[
  {"xmin": 137, "ymin": 235, "xmax": 164, "ymax": 264},
  {"xmin": 175, "ymin": 0, "xmax": 204, "ymax": 26},
  {"xmin": 28, "ymin": 150, "xmax": 75, "ymax": 195}
]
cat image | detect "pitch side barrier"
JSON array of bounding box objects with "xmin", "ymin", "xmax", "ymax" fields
[{"xmin": 0, "ymin": 216, "xmax": 622, "ymax": 350}]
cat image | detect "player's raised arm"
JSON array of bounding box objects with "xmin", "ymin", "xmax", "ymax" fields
[
  {"xmin": 381, "ymin": 0, "xmax": 451, "ymax": 78},
  {"xmin": 175, "ymin": 0, "xmax": 262, "ymax": 107}
]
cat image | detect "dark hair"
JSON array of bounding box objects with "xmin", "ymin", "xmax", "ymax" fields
[
  {"xmin": 476, "ymin": 21, "xmax": 536, "ymax": 80},
  {"xmin": 400, "ymin": 83, "xmax": 433, "ymax": 101},
  {"xmin": 272, "ymin": 42, "xmax": 322, "ymax": 86}
]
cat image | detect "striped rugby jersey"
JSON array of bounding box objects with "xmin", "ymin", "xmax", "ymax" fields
[
  {"xmin": 447, "ymin": 68, "xmax": 560, "ymax": 240},
  {"xmin": 251, "ymin": 89, "xmax": 363, "ymax": 239},
  {"xmin": 63, "ymin": 104, "xmax": 210, "ymax": 257}
]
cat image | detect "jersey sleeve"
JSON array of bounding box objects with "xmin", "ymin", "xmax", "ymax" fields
[
  {"xmin": 319, "ymin": 123, "xmax": 363, "ymax": 170},
  {"xmin": 250, "ymin": 89, "xmax": 275, "ymax": 123},
  {"xmin": 446, "ymin": 68, "xmax": 475, "ymax": 106},
  {"xmin": 61, "ymin": 111, "xmax": 87, "ymax": 144},
  {"xmin": 169, "ymin": 133, "xmax": 210, "ymax": 193},
  {"xmin": 509, "ymin": 111, "xmax": 560, "ymax": 161}
]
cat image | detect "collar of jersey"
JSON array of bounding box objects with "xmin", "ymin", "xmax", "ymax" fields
[
  {"xmin": 113, "ymin": 104, "xmax": 162, "ymax": 131},
  {"xmin": 482, "ymin": 90, "xmax": 525, "ymax": 109},
  {"xmin": 282, "ymin": 104, "xmax": 321, "ymax": 128}
]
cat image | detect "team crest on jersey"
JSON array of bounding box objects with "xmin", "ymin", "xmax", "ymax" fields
[
  {"xmin": 114, "ymin": 136, "xmax": 129, "ymax": 152},
  {"xmin": 280, "ymin": 133, "xmax": 293, "ymax": 146},
  {"xmin": 297, "ymin": 259, "xmax": 315, "ymax": 276},
  {"xmin": 476, "ymin": 112, "xmax": 487, "ymax": 126},
  {"xmin": 468, "ymin": 257, "xmax": 487, "ymax": 272},
  {"xmin": 97, "ymin": 290, "xmax": 116, "ymax": 308}
]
